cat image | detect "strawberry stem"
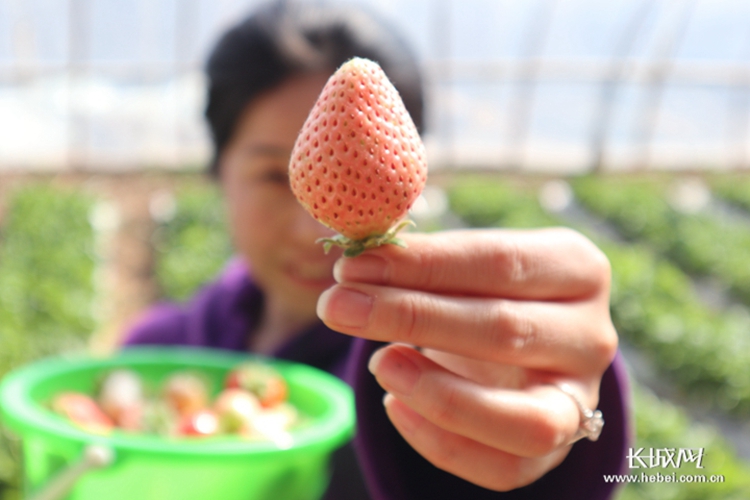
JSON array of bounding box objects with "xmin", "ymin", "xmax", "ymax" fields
[{"xmin": 316, "ymin": 220, "xmax": 415, "ymax": 257}]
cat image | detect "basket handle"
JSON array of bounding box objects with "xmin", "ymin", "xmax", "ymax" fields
[{"xmin": 28, "ymin": 444, "xmax": 114, "ymax": 500}]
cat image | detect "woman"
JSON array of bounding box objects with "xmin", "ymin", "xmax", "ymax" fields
[{"xmin": 124, "ymin": 2, "xmax": 629, "ymax": 498}]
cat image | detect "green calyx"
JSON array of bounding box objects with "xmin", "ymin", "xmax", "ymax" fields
[{"xmin": 316, "ymin": 220, "xmax": 415, "ymax": 257}]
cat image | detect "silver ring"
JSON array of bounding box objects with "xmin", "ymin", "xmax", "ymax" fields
[{"xmin": 554, "ymin": 383, "xmax": 604, "ymax": 443}]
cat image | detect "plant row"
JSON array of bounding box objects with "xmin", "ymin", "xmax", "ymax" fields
[
  {"xmin": 572, "ymin": 176, "xmax": 750, "ymax": 307},
  {"xmin": 710, "ymin": 174, "xmax": 750, "ymax": 213},
  {"xmin": 152, "ymin": 185, "xmax": 233, "ymax": 301},
  {"xmin": 618, "ymin": 384, "xmax": 750, "ymax": 500},
  {"xmin": 0, "ymin": 185, "xmax": 98, "ymax": 500}
]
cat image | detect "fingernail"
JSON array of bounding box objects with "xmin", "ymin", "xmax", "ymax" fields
[
  {"xmin": 369, "ymin": 347, "xmax": 420, "ymax": 396},
  {"xmin": 382, "ymin": 392, "xmax": 392, "ymax": 407},
  {"xmin": 333, "ymin": 259, "xmax": 345, "ymax": 283},
  {"xmin": 368, "ymin": 347, "xmax": 385, "ymax": 375},
  {"xmin": 335, "ymin": 254, "xmax": 388, "ymax": 284},
  {"xmin": 317, "ymin": 286, "xmax": 373, "ymax": 328}
]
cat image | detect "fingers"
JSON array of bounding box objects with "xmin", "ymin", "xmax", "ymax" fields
[
  {"xmin": 318, "ymin": 227, "xmax": 617, "ymax": 372},
  {"xmin": 371, "ymin": 345, "xmax": 579, "ymax": 482},
  {"xmin": 383, "ymin": 395, "xmax": 570, "ymax": 492},
  {"xmin": 369, "ymin": 344, "xmax": 584, "ymax": 459},
  {"xmin": 331, "ymin": 228, "xmax": 615, "ymax": 490},
  {"xmin": 333, "ymin": 228, "xmax": 611, "ymax": 301},
  {"xmin": 317, "ymin": 283, "xmax": 617, "ymax": 373}
]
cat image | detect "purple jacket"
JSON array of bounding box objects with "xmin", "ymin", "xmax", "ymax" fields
[{"xmin": 123, "ymin": 258, "xmax": 630, "ymax": 500}]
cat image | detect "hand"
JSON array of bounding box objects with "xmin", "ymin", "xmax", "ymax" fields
[{"xmin": 316, "ymin": 228, "xmax": 618, "ymax": 491}]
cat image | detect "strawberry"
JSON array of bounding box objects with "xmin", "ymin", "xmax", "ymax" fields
[
  {"xmin": 97, "ymin": 369, "xmax": 144, "ymax": 431},
  {"xmin": 289, "ymin": 57, "xmax": 427, "ymax": 257},
  {"xmin": 214, "ymin": 388, "xmax": 261, "ymax": 433},
  {"xmin": 177, "ymin": 409, "xmax": 220, "ymax": 437},
  {"xmin": 52, "ymin": 392, "xmax": 114, "ymax": 435},
  {"xmin": 163, "ymin": 371, "xmax": 209, "ymax": 417},
  {"xmin": 225, "ymin": 362, "xmax": 287, "ymax": 408}
]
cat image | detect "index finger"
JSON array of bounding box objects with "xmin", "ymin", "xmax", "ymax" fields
[{"xmin": 333, "ymin": 228, "xmax": 610, "ymax": 300}]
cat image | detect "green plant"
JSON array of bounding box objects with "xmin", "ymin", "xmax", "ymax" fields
[
  {"xmin": 0, "ymin": 184, "xmax": 97, "ymax": 500},
  {"xmin": 153, "ymin": 185, "xmax": 233, "ymax": 301},
  {"xmin": 572, "ymin": 176, "xmax": 750, "ymax": 306},
  {"xmin": 617, "ymin": 384, "xmax": 750, "ymax": 500},
  {"xmin": 710, "ymin": 174, "xmax": 750, "ymax": 212}
]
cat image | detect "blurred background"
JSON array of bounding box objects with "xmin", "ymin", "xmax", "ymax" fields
[
  {"xmin": 4, "ymin": 0, "xmax": 750, "ymax": 172},
  {"xmin": 2, "ymin": 0, "xmax": 750, "ymax": 498}
]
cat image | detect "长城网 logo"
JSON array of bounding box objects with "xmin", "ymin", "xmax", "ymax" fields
[{"xmin": 627, "ymin": 448, "xmax": 705, "ymax": 469}]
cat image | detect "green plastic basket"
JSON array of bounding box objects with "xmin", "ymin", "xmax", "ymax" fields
[{"xmin": 0, "ymin": 347, "xmax": 356, "ymax": 500}]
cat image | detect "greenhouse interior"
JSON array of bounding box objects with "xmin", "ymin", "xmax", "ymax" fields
[{"xmin": 2, "ymin": 1, "xmax": 750, "ymax": 499}]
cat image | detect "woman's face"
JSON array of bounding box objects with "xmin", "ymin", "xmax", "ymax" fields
[{"xmin": 219, "ymin": 73, "xmax": 340, "ymax": 321}]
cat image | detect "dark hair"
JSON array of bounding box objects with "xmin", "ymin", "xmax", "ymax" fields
[{"xmin": 204, "ymin": 0, "xmax": 424, "ymax": 176}]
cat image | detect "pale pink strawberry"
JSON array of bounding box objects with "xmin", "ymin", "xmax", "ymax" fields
[
  {"xmin": 52, "ymin": 392, "xmax": 114, "ymax": 435},
  {"xmin": 289, "ymin": 57, "xmax": 427, "ymax": 257}
]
